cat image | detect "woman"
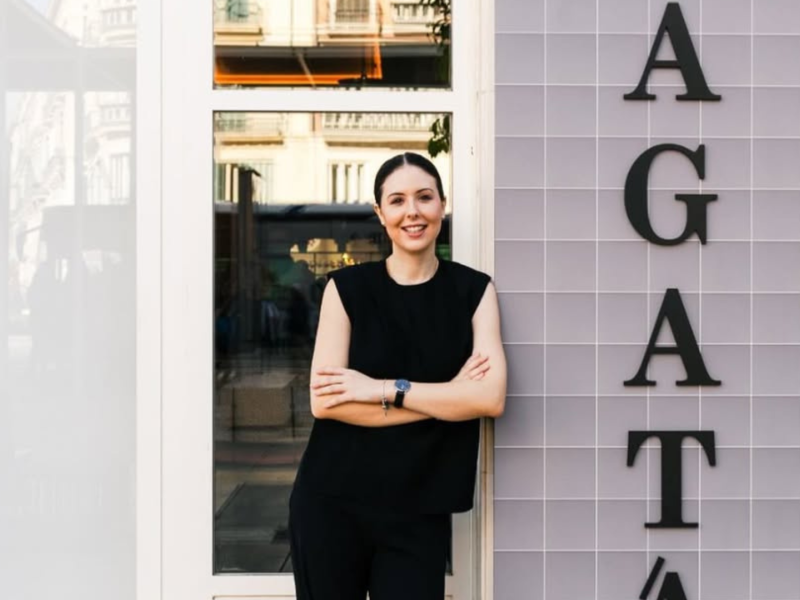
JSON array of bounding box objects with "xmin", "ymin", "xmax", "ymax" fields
[{"xmin": 289, "ymin": 152, "xmax": 507, "ymax": 600}]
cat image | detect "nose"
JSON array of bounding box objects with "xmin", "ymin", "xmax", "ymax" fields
[{"xmin": 404, "ymin": 198, "xmax": 420, "ymax": 218}]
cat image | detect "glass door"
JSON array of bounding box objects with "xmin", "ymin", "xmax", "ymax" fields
[{"xmin": 160, "ymin": 1, "xmax": 488, "ymax": 598}]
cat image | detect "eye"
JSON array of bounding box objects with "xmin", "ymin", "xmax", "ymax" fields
[
  {"xmin": 419, "ymin": 194, "xmax": 433, "ymax": 201},
  {"xmin": 390, "ymin": 197, "xmax": 403, "ymax": 204}
]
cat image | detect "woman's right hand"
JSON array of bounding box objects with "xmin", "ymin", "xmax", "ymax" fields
[{"xmin": 452, "ymin": 352, "xmax": 490, "ymax": 382}]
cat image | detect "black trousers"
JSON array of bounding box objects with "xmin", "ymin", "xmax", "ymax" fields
[{"xmin": 289, "ymin": 489, "xmax": 450, "ymax": 600}]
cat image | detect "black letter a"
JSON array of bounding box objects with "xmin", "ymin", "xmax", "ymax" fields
[
  {"xmin": 624, "ymin": 2, "xmax": 720, "ymax": 101},
  {"xmin": 625, "ymin": 288, "xmax": 721, "ymax": 387}
]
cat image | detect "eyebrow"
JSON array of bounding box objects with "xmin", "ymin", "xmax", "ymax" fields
[{"xmin": 387, "ymin": 188, "xmax": 434, "ymax": 197}]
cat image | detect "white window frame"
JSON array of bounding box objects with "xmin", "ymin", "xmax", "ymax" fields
[{"xmin": 137, "ymin": 0, "xmax": 496, "ymax": 598}]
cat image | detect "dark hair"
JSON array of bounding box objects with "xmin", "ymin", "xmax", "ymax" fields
[{"xmin": 373, "ymin": 152, "xmax": 446, "ymax": 205}]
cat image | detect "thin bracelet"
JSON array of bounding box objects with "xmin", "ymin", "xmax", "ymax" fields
[{"xmin": 381, "ymin": 379, "xmax": 389, "ymax": 416}]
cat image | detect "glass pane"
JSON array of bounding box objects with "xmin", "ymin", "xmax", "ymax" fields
[
  {"xmin": 213, "ymin": 111, "xmax": 452, "ymax": 573},
  {"xmin": 3, "ymin": 0, "xmax": 137, "ymax": 598},
  {"xmin": 213, "ymin": 1, "xmax": 451, "ymax": 88}
]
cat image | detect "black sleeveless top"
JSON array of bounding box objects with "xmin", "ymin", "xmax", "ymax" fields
[{"xmin": 292, "ymin": 259, "xmax": 492, "ymax": 514}]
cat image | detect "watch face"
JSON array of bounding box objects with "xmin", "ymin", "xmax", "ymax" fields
[{"xmin": 396, "ymin": 379, "xmax": 411, "ymax": 393}]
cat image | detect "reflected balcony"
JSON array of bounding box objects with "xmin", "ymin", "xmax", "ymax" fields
[
  {"xmin": 98, "ymin": 2, "xmax": 137, "ymax": 46},
  {"xmin": 320, "ymin": 112, "xmax": 438, "ymax": 144},
  {"xmin": 214, "ymin": 0, "xmax": 264, "ymax": 46},
  {"xmin": 214, "ymin": 113, "xmax": 287, "ymax": 145}
]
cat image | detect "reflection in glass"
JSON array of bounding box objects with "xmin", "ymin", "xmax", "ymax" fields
[
  {"xmin": 3, "ymin": 0, "xmax": 136, "ymax": 598},
  {"xmin": 213, "ymin": 112, "xmax": 452, "ymax": 573},
  {"xmin": 213, "ymin": 0, "xmax": 451, "ymax": 88}
]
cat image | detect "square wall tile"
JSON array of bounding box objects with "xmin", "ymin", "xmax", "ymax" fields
[
  {"xmin": 599, "ymin": 344, "xmax": 651, "ymax": 395},
  {"xmin": 499, "ymin": 293, "xmax": 543, "ymax": 343},
  {"xmin": 496, "ymin": 241, "xmax": 544, "ymax": 291},
  {"xmin": 752, "ymin": 552, "xmax": 800, "ymax": 600},
  {"xmin": 545, "ymin": 345, "xmax": 596, "ymax": 395},
  {"xmin": 754, "ymin": 0, "xmax": 800, "ymax": 34},
  {"xmin": 646, "ymin": 189, "xmax": 699, "ymax": 244},
  {"xmin": 546, "ymin": 241, "xmax": 596, "ymax": 291},
  {"xmin": 650, "ymin": 0, "xmax": 700, "ymax": 32},
  {"xmin": 598, "ymin": 447, "xmax": 647, "ymax": 498},
  {"xmin": 598, "ymin": 552, "xmax": 648, "ymax": 600},
  {"xmin": 496, "ymin": 0, "xmax": 544, "ymax": 31},
  {"xmin": 598, "ymin": 293, "xmax": 649, "ymax": 344},
  {"xmin": 495, "ymin": 500, "xmax": 543, "ymax": 549},
  {"xmin": 701, "ymin": 500, "xmax": 750, "ymax": 549},
  {"xmin": 754, "ymin": 242, "xmax": 800, "ymax": 292},
  {"xmin": 546, "ymin": 293, "xmax": 595, "ymax": 344},
  {"xmin": 754, "ymin": 88, "xmax": 800, "ymax": 138},
  {"xmin": 651, "ymin": 552, "xmax": 699, "ymax": 599},
  {"xmin": 754, "ymin": 36, "xmax": 800, "ymax": 85},
  {"xmin": 753, "ymin": 293, "xmax": 800, "ymax": 343},
  {"xmin": 753, "ymin": 345, "xmax": 800, "ymax": 395},
  {"xmin": 545, "ymin": 500, "xmax": 595, "ymax": 550},
  {"xmin": 649, "ymin": 396, "xmax": 699, "ymax": 429},
  {"xmin": 703, "ymin": 36, "xmax": 752, "ymax": 87},
  {"xmin": 753, "ymin": 396, "xmax": 800, "ymax": 447},
  {"xmin": 545, "ymin": 552, "xmax": 595, "ymax": 600},
  {"xmin": 599, "ymin": 35, "xmax": 650, "ymax": 85},
  {"xmin": 700, "ymin": 345, "xmax": 750, "ymax": 396},
  {"xmin": 546, "ymin": 87, "xmax": 596, "ymax": 136},
  {"xmin": 598, "ymin": 190, "xmax": 639, "ymax": 240},
  {"xmin": 495, "ymin": 448, "xmax": 544, "ymax": 498},
  {"xmin": 495, "ymin": 552, "xmax": 544, "ymax": 600},
  {"xmin": 753, "ymin": 448, "xmax": 800, "ymax": 498},
  {"xmin": 546, "ymin": 0, "xmax": 596, "ymax": 32},
  {"xmin": 698, "ymin": 139, "xmax": 751, "ymax": 190},
  {"xmin": 754, "ymin": 139, "xmax": 800, "ymax": 189},
  {"xmin": 753, "ymin": 191, "xmax": 800, "ymax": 240},
  {"xmin": 646, "ymin": 446, "xmax": 700, "ymax": 502},
  {"xmin": 506, "ymin": 344, "xmax": 545, "ymax": 394},
  {"xmin": 701, "ymin": 551, "xmax": 749, "ymax": 600},
  {"xmin": 496, "ymin": 34, "xmax": 544, "ymax": 84},
  {"xmin": 701, "ymin": 294, "xmax": 750, "ymax": 344},
  {"xmin": 546, "ymin": 138, "xmax": 596, "ymax": 188},
  {"xmin": 702, "ymin": 87, "xmax": 751, "ymax": 137},
  {"xmin": 496, "ymin": 137, "xmax": 544, "ymax": 187},
  {"xmin": 546, "ymin": 190, "xmax": 596, "ymax": 240},
  {"xmin": 546, "ymin": 449, "xmax": 595, "ymax": 498},
  {"xmin": 701, "ymin": 396, "xmax": 750, "ymax": 447},
  {"xmin": 598, "ymin": 241, "xmax": 647, "ymax": 291},
  {"xmin": 599, "ymin": 137, "xmax": 649, "ymax": 188},
  {"xmin": 598, "ymin": 86, "xmax": 648, "ymax": 137},
  {"xmin": 702, "ymin": 0, "xmax": 751, "ymax": 33},
  {"xmin": 753, "ymin": 500, "xmax": 800, "ymax": 549},
  {"xmin": 496, "ymin": 86, "xmax": 544, "ymax": 137},
  {"xmin": 650, "ymin": 87, "xmax": 701, "ymax": 137},
  {"xmin": 495, "ymin": 396, "xmax": 544, "ymax": 447},
  {"xmin": 648, "ymin": 507, "xmax": 699, "ymax": 549},
  {"xmin": 495, "ymin": 189, "xmax": 544, "ymax": 240},
  {"xmin": 598, "ymin": 396, "xmax": 648, "ymax": 446},
  {"xmin": 546, "ymin": 34, "xmax": 596, "ymax": 84},
  {"xmin": 708, "ymin": 191, "xmax": 750, "ymax": 241},
  {"xmin": 649, "ymin": 241, "xmax": 700, "ymax": 293},
  {"xmin": 700, "ymin": 241, "xmax": 750, "ymax": 292},
  {"xmin": 702, "ymin": 448, "xmax": 749, "ymax": 499},
  {"xmin": 598, "ymin": 0, "xmax": 647, "ymax": 32},
  {"xmin": 598, "ymin": 500, "xmax": 647, "ymax": 549},
  {"xmin": 545, "ymin": 396, "xmax": 595, "ymax": 446}
]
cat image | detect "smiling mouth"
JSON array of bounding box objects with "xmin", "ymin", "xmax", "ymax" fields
[{"xmin": 402, "ymin": 224, "xmax": 427, "ymax": 233}]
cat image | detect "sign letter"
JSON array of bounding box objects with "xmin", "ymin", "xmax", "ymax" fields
[{"xmin": 624, "ymin": 2, "xmax": 720, "ymax": 101}]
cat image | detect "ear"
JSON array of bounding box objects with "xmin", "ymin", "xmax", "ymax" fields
[{"xmin": 373, "ymin": 203, "xmax": 386, "ymax": 226}]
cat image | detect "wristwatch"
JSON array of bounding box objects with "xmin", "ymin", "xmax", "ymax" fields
[{"xmin": 393, "ymin": 379, "xmax": 411, "ymax": 408}]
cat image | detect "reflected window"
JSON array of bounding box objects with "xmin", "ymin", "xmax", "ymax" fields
[
  {"xmin": 213, "ymin": 111, "xmax": 452, "ymax": 574},
  {"xmin": 213, "ymin": 0, "xmax": 451, "ymax": 88}
]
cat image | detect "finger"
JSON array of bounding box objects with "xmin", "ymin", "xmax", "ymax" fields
[
  {"xmin": 468, "ymin": 363, "xmax": 490, "ymax": 376},
  {"xmin": 314, "ymin": 384, "xmax": 345, "ymax": 396},
  {"xmin": 310, "ymin": 376, "xmax": 344, "ymax": 389}
]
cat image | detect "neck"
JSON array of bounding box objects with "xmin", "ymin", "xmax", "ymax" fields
[{"xmin": 385, "ymin": 250, "xmax": 439, "ymax": 285}]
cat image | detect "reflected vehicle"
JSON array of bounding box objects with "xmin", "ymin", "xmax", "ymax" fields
[{"xmin": 213, "ymin": 198, "xmax": 450, "ymax": 573}]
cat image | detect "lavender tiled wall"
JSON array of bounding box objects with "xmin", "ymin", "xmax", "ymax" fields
[{"xmin": 494, "ymin": 1, "xmax": 800, "ymax": 599}]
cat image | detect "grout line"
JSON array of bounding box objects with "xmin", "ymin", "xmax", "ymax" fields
[
  {"xmin": 595, "ymin": 0, "xmax": 600, "ymax": 596},
  {"xmin": 542, "ymin": 2, "xmax": 548, "ymax": 598},
  {"xmin": 749, "ymin": 1, "xmax": 755, "ymax": 598}
]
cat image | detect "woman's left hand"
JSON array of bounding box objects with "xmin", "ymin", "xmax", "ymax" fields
[{"xmin": 311, "ymin": 367, "xmax": 382, "ymax": 408}]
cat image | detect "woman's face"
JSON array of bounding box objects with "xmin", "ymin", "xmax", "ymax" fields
[{"xmin": 374, "ymin": 164, "xmax": 446, "ymax": 255}]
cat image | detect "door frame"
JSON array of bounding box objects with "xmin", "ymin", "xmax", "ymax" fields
[{"xmin": 137, "ymin": 0, "xmax": 497, "ymax": 598}]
